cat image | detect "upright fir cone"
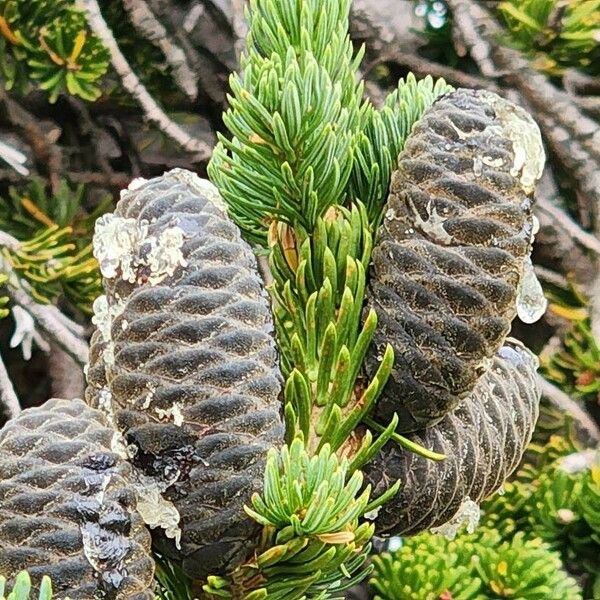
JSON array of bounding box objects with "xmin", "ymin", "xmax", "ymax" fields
[
  {"xmin": 363, "ymin": 89, "xmax": 545, "ymax": 535},
  {"xmin": 365, "ymin": 88, "xmax": 545, "ymax": 432},
  {"xmin": 365, "ymin": 340, "xmax": 540, "ymax": 534},
  {"xmin": 0, "ymin": 399, "xmax": 154, "ymax": 599},
  {"xmin": 86, "ymin": 169, "xmax": 284, "ymax": 578}
]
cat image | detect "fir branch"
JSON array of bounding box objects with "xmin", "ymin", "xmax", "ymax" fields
[
  {"xmin": 348, "ymin": 74, "xmax": 452, "ymax": 225},
  {"xmin": 0, "ymin": 0, "xmax": 110, "ymax": 102},
  {"xmin": 536, "ymin": 189, "xmax": 600, "ymax": 256},
  {"xmin": 77, "ymin": 0, "xmax": 211, "ymax": 158},
  {"xmin": 6, "ymin": 285, "xmax": 88, "ymax": 367},
  {"xmin": 371, "ymin": 528, "xmax": 583, "ymax": 600},
  {"xmin": 204, "ymin": 437, "xmax": 395, "ymax": 600},
  {"xmin": 267, "ymin": 203, "xmax": 402, "ymax": 459},
  {"xmin": 0, "ymin": 229, "xmax": 88, "ymax": 366},
  {"xmin": 0, "ymin": 178, "xmax": 106, "ymax": 314},
  {"xmin": 498, "ymin": 0, "xmax": 600, "ymax": 75},
  {"xmin": 121, "ymin": 0, "xmax": 198, "ymax": 100},
  {"xmin": 209, "ymin": 0, "xmax": 363, "ymax": 244},
  {"xmin": 538, "ymin": 377, "xmax": 600, "ymax": 444}
]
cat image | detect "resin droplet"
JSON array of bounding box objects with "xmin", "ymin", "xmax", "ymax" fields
[
  {"xmin": 91, "ymin": 295, "xmax": 126, "ymax": 368},
  {"xmin": 430, "ymin": 497, "xmax": 481, "ymax": 539},
  {"xmin": 93, "ymin": 214, "xmax": 147, "ymax": 282},
  {"xmin": 498, "ymin": 338, "xmax": 540, "ymax": 370},
  {"xmin": 134, "ymin": 474, "xmax": 182, "ymax": 548},
  {"xmin": 81, "ymin": 521, "xmax": 131, "ymax": 590},
  {"xmin": 93, "ymin": 211, "xmax": 187, "ymax": 285},
  {"xmin": 411, "ymin": 198, "xmax": 453, "ymax": 244},
  {"xmin": 479, "ymin": 91, "xmax": 545, "ymax": 194},
  {"xmin": 143, "ymin": 226, "xmax": 187, "ymax": 285},
  {"xmin": 516, "ymin": 259, "xmax": 547, "ymax": 324},
  {"xmin": 387, "ymin": 537, "xmax": 403, "ymax": 552}
]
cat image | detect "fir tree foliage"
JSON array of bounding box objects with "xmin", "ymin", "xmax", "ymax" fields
[
  {"xmin": 208, "ymin": 0, "xmax": 451, "ymax": 243},
  {"xmin": 348, "ymin": 76, "xmax": 450, "ymax": 226},
  {"xmin": 204, "ymin": 438, "xmax": 396, "ymax": 599},
  {"xmin": 543, "ymin": 318, "xmax": 600, "ymax": 401},
  {"xmin": 0, "ymin": 178, "xmax": 107, "ymax": 313},
  {"xmin": 481, "ymin": 439, "xmax": 600, "ymax": 596},
  {"xmin": 268, "ymin": 204, "xmax": 397, "ymax": 457},
  {"xmin": 0, "ymin": 572, "xmax": 53, "ymax": 600},
  {"xmin": 154, "ymin": 555, "xmax": 194, "ymax": 600},
  {"xmin": 0, "ymin": 0, "xmax": 109, "ymax": 101},
  {"xmin": 498, "ymin": 0, "xmax": 600, "ymax": 75},
  {"xmin": 370, "ymin": 529, "xmax": 583, "ymax": 600}
]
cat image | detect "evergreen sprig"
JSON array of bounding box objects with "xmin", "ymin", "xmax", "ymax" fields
[
  {"xmin": 154, "ymin": 554, "xmax": 194, "ymax": 600},
  {"xmin": 204, "ymin": 438, "xmax": 393, "ymax": 600},
  {"xmin": 0, "ymin": 178, "xmax": 107, "ymax": 314},
  {"xmin": 268, "ymin": 203, "xmax": 395, "ymax": 456},
  {"xmin": 370, "ymin": 529, "xmax": 583, "ymax": 600},
  {"xmin": 2, "ymin": 225, "xmax": 101, "ymax": 313},
  {"xmin": 208, "ymin": 0, "xmax": 451, "ymax": 244},
  {"xmin": 208, "ymin": 0, "xmax": 362, "ymax": 244},
  {"xmin": 0, "ymin": 572, "xmax": 53, "ymax": 600},
  {"xmin": 348, "ymin": 75, "xmax": 452, "ymax": 226},
  {"xmin": 0, "ymin": 0, "xmax": 109, "ymax": 101},
  {"xmin": 207, "ymin": 1, "xmax": 450, "ymax": 595},
  {"xmin": 481, "ymin": 441, "xmax": 600, "ymax": 597},
  {"xmin": 498, "ymin": 0, "xmax": 600, "ymax": 75},
  {"xmin": 542, "ymin": 319, "xmax": 600, "ymax": 402}
]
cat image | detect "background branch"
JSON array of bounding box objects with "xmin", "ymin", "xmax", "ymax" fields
[{"xmin": 78, "ymin": 0, "xmax": 212, "ymax": 158}]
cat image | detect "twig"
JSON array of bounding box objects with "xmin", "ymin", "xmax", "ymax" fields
[
  {"xmin": 67, "ymin": 170, "xmax": 131, "ymax": 189},
  {"xmin": 0, "ymin": 86, "xmax": 62, "ymax": 192},
  {"xmin": 444, "ymin": 0, "xmax": 503, "ymax": 78},
  {"xmin": 533, "ymin": 265, "xmax": 569, "ymax": 290},
  {"xmin": 0, "ymin": 230, "xmax": 89, "ymax": 366},
  {"xmin": 538, "ymin": 376, "xmax": 600, "ymax": 445},
  {"xmin": 0, "ymin": 351, "xmax": 21, "ymax": 419},
  {"xmin": 122, "ymin": 0, "xmax": 198, "ymax": 99},
  {"xmin": 7, "ymin": 286, "xmax": 89, "ymax": 367},
  {"xmin": 563, "ymin": 69, "xmax": 600, "ymax": 96},
  {"xmin": 77, "ymin": 0, "xmax": 212, "ymax": 159},
  {"xmin": 535, "ymin": 197, "xmax": 600, "ymax": 256},
  {"xmin": 52, "ymin": 307, "xmax": 86, "ymax": 338},
  {"xmin": 0, "ymin": 166, "xmax": 133, "ymax": 190},
  {"xmin": 364, "ymin": 50, "xmax": 500, "ymax": 93}
]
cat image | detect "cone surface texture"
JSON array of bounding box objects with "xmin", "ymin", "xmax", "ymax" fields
[
  {"xmin": 366, "ymin": 88, "xmax": 544, "ymax": 432},
  {"xmin": 0, "ymin": 399, "xmax": 154, "ymax": 599},
  {"xmin": 364, "ymin": 340, "xmax": 540, "ymax": 534},
  {"xmin": 86, "ymin": 169, "xmax": 284, "ymax": 578}
]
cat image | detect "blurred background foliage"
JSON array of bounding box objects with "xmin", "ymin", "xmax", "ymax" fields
[{"xmin": 0, "ymin": 0, "xmax": 599, "ymax": 598}]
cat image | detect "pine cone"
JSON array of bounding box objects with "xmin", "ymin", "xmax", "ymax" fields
[
  {"xmin": 365, "ymin": 88, "xmax": 544, "ymax": 432},
  {"xmin": 86, "ymin": 169, "xmax": 284, "ymax": 578},
  {"xmin": 364, "ymin": 340, "xmax": 540, "ymax": 535},
  {"xmin": 0, "ymin": 399, "xmax": 154, "ymax": 599}
]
